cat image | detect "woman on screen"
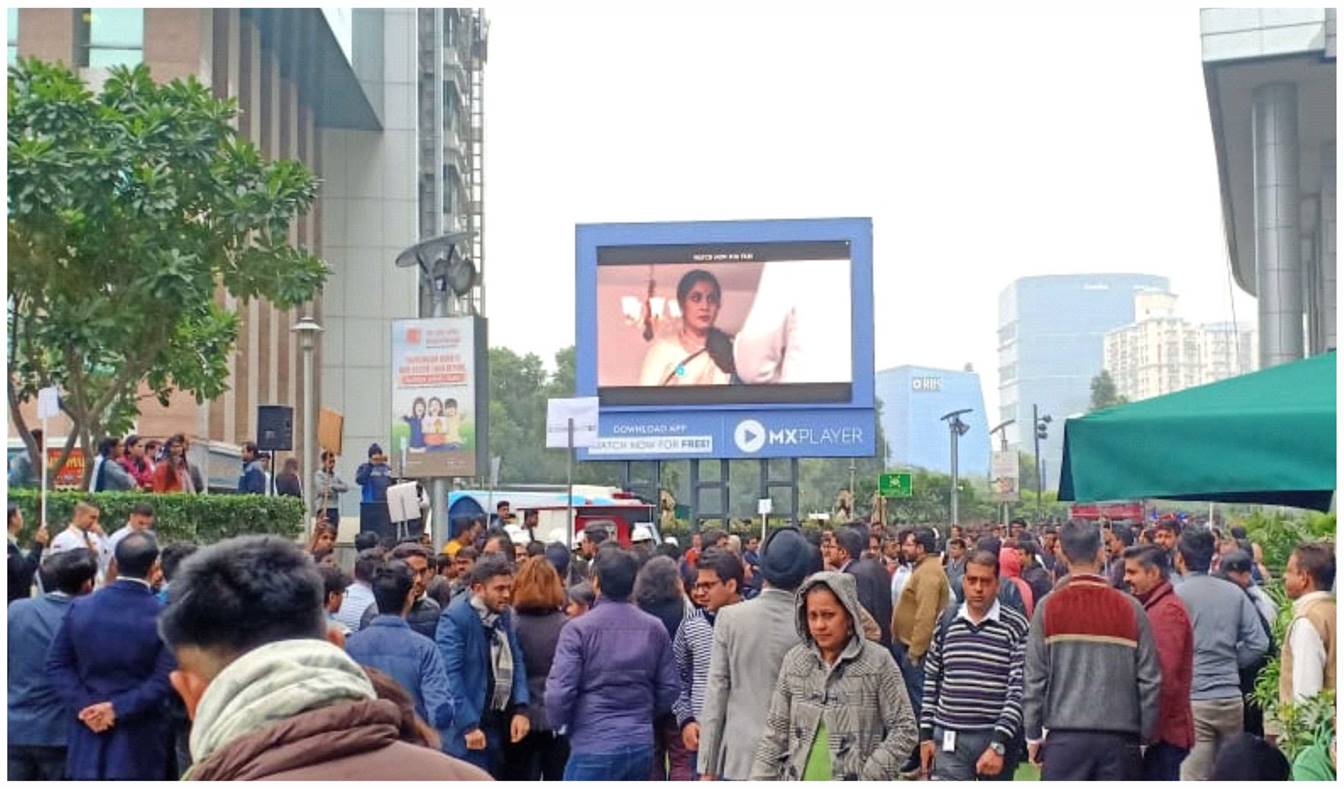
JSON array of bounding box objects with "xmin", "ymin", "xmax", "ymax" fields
[{"xmin": 638, "ymin": 269, "xmax": 736, "ymax": 386}]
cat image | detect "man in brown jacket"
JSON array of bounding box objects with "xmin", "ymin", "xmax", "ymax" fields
[
  {"xmin": 158, "ymin": 535, "xmax": 490, "ymax": 781},
  {"xmin": 890, "ymin": 526, "xmax": 949, "ymax": 772}
]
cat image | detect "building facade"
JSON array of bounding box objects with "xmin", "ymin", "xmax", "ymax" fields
[
  {"xmin": 1201, "ymin": 9, "xmax": 1336, "ymax": 367},
  {"xmin": 1103, "ymin": 291, "xmax": 1256, "ymax": 402},
  {"xmin": 997, "ymin": 273, "xmax": 1169, "ymax": 489},
  {"xmin": 9, "ymin": 9, "xmax": 486, "ymax": 515},
  {"xmin": 875, "ymin": 366, "xmax": 990, "ymax": 478}
]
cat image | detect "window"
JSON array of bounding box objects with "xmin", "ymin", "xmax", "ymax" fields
[
  {"xmin": 7, "ymin": 9, "xmax": 17, "ymax": 66},
  {"xmin": 75, "ymin": 8, "xmax": 143, "ymax": 68}
]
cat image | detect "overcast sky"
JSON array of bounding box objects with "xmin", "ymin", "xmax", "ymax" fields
[{"xmin": 481, "ymin": 4, "xmax": 1257, "ymax": 421}]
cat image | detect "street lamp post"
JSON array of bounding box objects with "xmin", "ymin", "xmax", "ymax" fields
[
  {"xmin": 941, "ymin": 409, "xmax": 972, "ymax": 525},
  {"xmin": 291, "ymin": 316, "xmax": 323, "ymax": 520},
  {"xmin": 988, "ymin": 419, "xmax": 1015, "ymax": 525},
  {"xmin": 395, "ymin": 232, "xmax": 477, "ymax": 551},
  {"xmin": 1032, "ymin": 405, "xmax": 1052, "ymax": 519}
]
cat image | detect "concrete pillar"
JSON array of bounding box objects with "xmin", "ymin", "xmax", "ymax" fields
[
  {"xmin": 1323, "ymin": 143, "xmax": 1337, "ymax": 351},
  {"xmin": 1252, "ymin": 83, "xmax": 1304, "ymax": 367}
]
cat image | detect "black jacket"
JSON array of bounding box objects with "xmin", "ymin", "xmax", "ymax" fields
[
  {"xmin": 360, "ymin": 595, "xmax": 443, "ymax": 640},
  {"xmin": 8, "ymin": 539, "xmax": 43, "ymax": 603},
  {"xmin": 1021, "ymin": 563, "xmax": 1053, "ymax": 604},
  {"xmin": 844, "ymin": 557, "xmax": 893, "ymax": 647},
  {"xmin": 514, "ymin": 608, "xmax": 567, "ymax": 732}
]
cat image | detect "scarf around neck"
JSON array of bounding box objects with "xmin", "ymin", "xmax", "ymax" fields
[
  {"xmin": 188, "ymin": 639, "xmax": 375, "ymax": 770},
  {"xmin": 470, "ymin": 595, "xmax": 515, "ymax": 713}
]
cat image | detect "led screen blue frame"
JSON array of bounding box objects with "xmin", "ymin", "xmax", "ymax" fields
[{"xmin": 576, "ymin": 217, "xmax": 876, "ymax": 460}]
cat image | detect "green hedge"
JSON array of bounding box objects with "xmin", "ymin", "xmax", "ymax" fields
[{"xmin": 9, "ymin": 490, "xmax": 305, "ymax": 546}]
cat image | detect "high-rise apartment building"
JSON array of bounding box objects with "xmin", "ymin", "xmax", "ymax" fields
[
  {"xmin": 8, "ymin": 10, "xmax": 487, "ymax": 517},
  {"xmin": 1103, "ymin": 291, "xmax": 1255, "ymax": 402}
]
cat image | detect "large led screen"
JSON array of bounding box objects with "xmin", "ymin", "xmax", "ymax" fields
[{"xmin": 595, "ymin": 241, "xmax": 853, "ymax": 406}]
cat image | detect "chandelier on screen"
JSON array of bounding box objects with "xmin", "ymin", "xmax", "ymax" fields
[{"xmin": 620, "ymin": 266, "xmax": 680, "ymax": 341}]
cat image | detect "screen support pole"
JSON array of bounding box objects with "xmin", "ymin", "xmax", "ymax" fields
[{"xmin": 566, "ymin": 417, "xmax": 575, "ymax": 547}]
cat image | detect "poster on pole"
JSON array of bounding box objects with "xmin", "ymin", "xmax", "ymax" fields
[
  {"xmin": 991, "ymin": 449, "xmax": 1020, "ymax": 502},
  {"xmin": 390, "ymin": 317, "xmax": 488, "ymax": 478},
  {"xmin": 546, "ymin": 397, "xmax": 600, "ymax": 448}
]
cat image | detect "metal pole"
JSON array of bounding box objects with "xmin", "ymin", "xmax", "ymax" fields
[
  {"xmin": 39, "ymin": 419, "xmax": 48, "ymax": 530},
  {"xmin": 566, "ymin": 417, "xmax": 575, "ymax": 548},
  {"xmin": 302, "ymin": 341, "xmax": 315, "ymax": 519},
  {"xmin": 430, "ymin": 282, "xmax": 449, "ymax": 553},
  {"xmin": 1000, "ymin": 430, "xmax": 1009, "ymax": 526},
  {"xmin": 848, "ymin": 459, "xmax": 856, "ymax": 508},
  {"xmin": 1033, "ymin": 404, "xmax": 1042, "ymax": 518},
  {"xmin": 949, "ymin": 421, "xmax": 959, "ymax": 525}
]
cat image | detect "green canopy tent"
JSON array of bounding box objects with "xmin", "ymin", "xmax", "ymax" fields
[{"xmin": 1058, "ymin": 351, "xmax": 1336, "ymax": 512}]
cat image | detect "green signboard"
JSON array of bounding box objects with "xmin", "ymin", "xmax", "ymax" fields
[{"xmin": 879, "ymin": 472, "xmax": 913, "ymax": 498}]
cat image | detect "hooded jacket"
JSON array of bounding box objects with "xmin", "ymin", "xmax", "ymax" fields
[
  {"xmin": 998, "ymin": 548, "xmax": 1035, "ymax": 620},
  {"xmin": 185, "ymin": 638, "xmax": 488, "ymax": 781},
  {"xmin": 751, "ymin": 572, "xmax": 917, "ymax": 781}
]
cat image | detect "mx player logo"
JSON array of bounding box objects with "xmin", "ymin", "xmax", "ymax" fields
[{"xmin": 734, "ymin": 419, "xmax": 767, "ymax": 453}]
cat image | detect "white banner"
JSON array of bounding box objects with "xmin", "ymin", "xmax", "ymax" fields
[{"xmin": 546, "ymin": 397, "xmax": 600, "ymax": 449}]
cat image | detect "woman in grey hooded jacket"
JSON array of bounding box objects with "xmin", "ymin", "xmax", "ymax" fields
[{"xmin": 750, "ymin": 571, "xmax": 917, "ymax": 781}]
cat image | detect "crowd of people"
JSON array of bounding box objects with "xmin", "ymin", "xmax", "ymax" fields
[
  {"xmin": 8, "ymin": 431, "xmax": 365, "ymax": 530},
  {"xmin": 5, "ymin": 499, "xmax": 1337, "ymax": 781}
]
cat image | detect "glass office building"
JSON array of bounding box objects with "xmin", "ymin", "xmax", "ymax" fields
[
  {"xmin": 876, "ymin": 366, "xmax": 990, "ymax": 477},
  {"xmin": 998, "ymin": 274, "xmax": 1169, "ymax": 489}
]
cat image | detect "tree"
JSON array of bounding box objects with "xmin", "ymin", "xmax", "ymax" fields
[
  {"xmin": 1089, "ymin": 369, "xmax": 1127, "ymax": 412},
  {"xmin": 8, "ymin": 60, "xmax": 326, "ymax": 484}
]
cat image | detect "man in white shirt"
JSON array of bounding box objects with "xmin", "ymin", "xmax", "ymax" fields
[
  {"xmin": 47, "ymin": 501, "xmax": 113, "ymax": 586},
  {"xmin": 332, "ymin": 548, "xmax": 383, "ymax": 633},
  {"xmin": 1281, "ymin": 542, "xmax": 1335, "ymax": 705},
  {"xmin": 106, "ymin": 503, "xmax": 157, "ymax": 583}
]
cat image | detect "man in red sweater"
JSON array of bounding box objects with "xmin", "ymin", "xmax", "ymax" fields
[{"xmin": 1123, "ymin": 544, "xmax": 1195, "ymax": 780}]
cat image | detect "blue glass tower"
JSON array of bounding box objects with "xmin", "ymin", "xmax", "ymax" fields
[{"xmin": 876, "ymin": 366, "xmax": 990, "ymax": 477}]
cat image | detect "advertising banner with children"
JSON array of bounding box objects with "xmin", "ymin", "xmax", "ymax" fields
[{"xmin": 390, "ymin": 317, "xmax": 486, "ymax": 478}]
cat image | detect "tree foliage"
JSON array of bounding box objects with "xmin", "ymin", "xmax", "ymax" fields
[
  {"xmin": 1089, "ymin": 369, "xmax": 1127, "ymax": 412},
  {"xmin": 7, "ymin": 59, "xmax": 327, "ymax": 483}
]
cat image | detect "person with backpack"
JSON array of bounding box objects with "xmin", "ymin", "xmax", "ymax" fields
[{"xmin": 918, "ymin": 550, "xmax": 1029, "ymax": 780}]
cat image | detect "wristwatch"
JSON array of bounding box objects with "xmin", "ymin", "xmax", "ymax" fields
[{"xmin": 989, "ymin": 741, "xmax": 1006, "ymax": 756}]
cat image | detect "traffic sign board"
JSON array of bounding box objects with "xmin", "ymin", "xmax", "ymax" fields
[{"xmin": 879, "ymin": 472, "xmax": 912, "ymax": 498}]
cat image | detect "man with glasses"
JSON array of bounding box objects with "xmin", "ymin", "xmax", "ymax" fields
[
  {"xmin": 360, "ymin": 541, "xmax": 442, "ymax": 639},
  {"xmin": 673, "ymin": 549, "xmax": 743, "ymax": 777}
]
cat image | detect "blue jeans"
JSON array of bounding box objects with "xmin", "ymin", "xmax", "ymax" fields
[
  {"xmin": 564, "ymin": 744, "xmax": 654, "ymax": 781},
  {"xmin": 892, "ymin": 641, "xmax": 925, "ymax": 714}
]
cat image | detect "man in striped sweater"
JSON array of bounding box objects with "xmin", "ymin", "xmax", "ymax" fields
[
  {"xmin": 918, "ymin": 550, "xmax": 1030, "ymax": 781},
  {"xmin": 673, "ymin": 549, "xmax": 743, "ymax": 776},
  {"xmin": 1023, "ymin": 520, "xmax": 1162, "ymax": 780}
]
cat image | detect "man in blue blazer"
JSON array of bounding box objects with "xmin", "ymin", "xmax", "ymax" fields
[
  {"xmin": 46, "ymin": 532, "xmax": 175, "ymax": 780},
  {"xmin": 435, "ymin": 554, "xmax": 530, "ymax": 776}
]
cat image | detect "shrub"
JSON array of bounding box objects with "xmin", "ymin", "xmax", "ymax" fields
[
  {"xmin": 9, "ymin": 489, "xmax": 304, "ymax": 545},
  {"xmin": 1242, "ymin": 510, "xmax": 1336, "ymax": 575},
  {"xmin": 1249, "ymin": 580, "xmax": 1336, "ymax": 760}
]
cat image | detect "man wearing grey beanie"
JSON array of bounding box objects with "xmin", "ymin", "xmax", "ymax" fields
[{"xmin": 695, "ymin": 527, "xmax": 821, "ymax": 780}]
